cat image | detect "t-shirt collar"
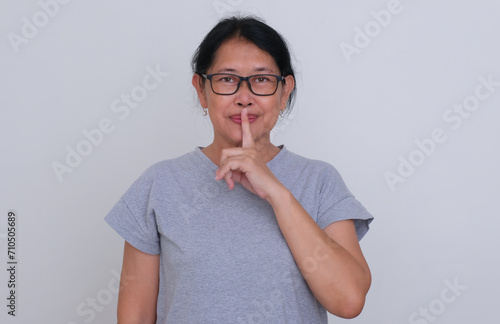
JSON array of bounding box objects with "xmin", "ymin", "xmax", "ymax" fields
[{"xmin": 194, "ymin": 144, "xmax": 287, "ymax": 171}]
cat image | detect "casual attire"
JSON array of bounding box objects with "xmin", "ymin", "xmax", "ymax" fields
[{"xmin": 105, "ymin": 145, "xmax": 373, "ymax": 324}]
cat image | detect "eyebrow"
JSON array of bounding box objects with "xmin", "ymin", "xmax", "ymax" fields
[{"xmin": 216, "ymin": 67, "xmax": 276, "ymax": 74}]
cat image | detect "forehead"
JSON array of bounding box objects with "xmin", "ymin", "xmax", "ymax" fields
[{"xmin": 209, "ymin": 37, "xmax": 279, "ymax": 74}]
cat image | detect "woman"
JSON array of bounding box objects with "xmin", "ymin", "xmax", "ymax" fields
[{"xmin": 105, "ymin": 16, "xmax": 373, "ymax": 324}]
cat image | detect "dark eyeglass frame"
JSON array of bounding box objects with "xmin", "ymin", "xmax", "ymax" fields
[{"xmin": 201, "ymin": 73, "xmax": 285, "ymax": 96}]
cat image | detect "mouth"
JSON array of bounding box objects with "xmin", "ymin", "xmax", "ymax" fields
[{"xmin": 230, "ymin": 114, "xmax": 258, "ymax": 124}]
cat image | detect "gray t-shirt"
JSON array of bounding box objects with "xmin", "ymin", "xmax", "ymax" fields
[{"xmin": 105, "ymin": 145, "xmax": 373, "ymax": 324}]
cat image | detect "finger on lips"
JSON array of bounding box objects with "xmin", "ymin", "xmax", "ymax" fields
[
  {"xmin": 241, "ymin": 108, "xmax": 254, "ymax": 148},
  {"xmin": 215, "ymin": 108, "xmax": 255, "ymax": 187}
]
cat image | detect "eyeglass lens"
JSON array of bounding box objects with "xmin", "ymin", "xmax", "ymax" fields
[{"xmin": 210, "ymin": 74, "xmax": 279, "ymax": 95}]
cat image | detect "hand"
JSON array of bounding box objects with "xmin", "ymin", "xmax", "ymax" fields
[{"xmin": 214, "ymin": 108, "xmax": 285, "ymax": 201}]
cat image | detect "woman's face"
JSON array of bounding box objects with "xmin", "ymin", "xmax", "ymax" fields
[{"xmin": 193, "ymin": 37, "xmax": 294, "ymax": 148}]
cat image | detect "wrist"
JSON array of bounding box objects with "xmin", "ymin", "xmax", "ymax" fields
[{"xmin": 266, "ymin": 184, "xmax": 294, "ymax": 207}]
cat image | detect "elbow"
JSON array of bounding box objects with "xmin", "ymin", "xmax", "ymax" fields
[
  {"xmin": 335, "ymin": 267, "xmax": 371, "ymax": 318},
  {"xmin": 326, "ymin": 292, "xmax": 367, "ymax": 319},
  {"xmin": 338, "ymin": 294, "xmax": 366, "ymax": 319},
  {"xmin": 318, "ymin": 263, "xmax": 372, "ymax": 318},
  {"xmin": 322, "ymin": 277, "xmax": 370, "ymax": 319}
]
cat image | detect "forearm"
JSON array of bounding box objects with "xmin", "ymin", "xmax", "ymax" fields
[
  {"xmin": 268, "ymin": 187, "xmax": 371, "ymax": 318},
  {"xmin": 117, "ymin": 288, "xmax": 157, "ymax": 324}
]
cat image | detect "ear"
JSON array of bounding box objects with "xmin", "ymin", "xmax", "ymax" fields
[
  {"xmin": 280, "ymin": 75, "xmax": 295, "ymax": 108},
  {"xmin": 192, "ymin": 73, "xmax": 208, "ymax": 108}
]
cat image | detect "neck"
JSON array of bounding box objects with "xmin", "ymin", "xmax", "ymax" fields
[{"xmin": 202, "ymin": 138, "xmax": 281, "ymax": 167}]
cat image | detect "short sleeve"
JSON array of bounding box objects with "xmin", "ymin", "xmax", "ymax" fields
[
  {"xmin": 316, "ymin": 164, "xmax": 373, "ymax": 241},
  {"xmin": 104, "ymin": 166, "xmax": 161, "ymax": 255}
]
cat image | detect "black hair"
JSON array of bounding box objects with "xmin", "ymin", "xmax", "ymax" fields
[{"xmin": 191, "ymin": 15, "xmax": 296, "ymax": 115}]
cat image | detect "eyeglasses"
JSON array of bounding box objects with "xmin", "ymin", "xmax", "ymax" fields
[{"xmin": 201, "ymin": 73, "xmax": 284, "ymax": 96}]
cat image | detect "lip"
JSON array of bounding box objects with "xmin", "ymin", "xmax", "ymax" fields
[{"xmin": 230, "ymin": 114, "xmax": 258, "ymax": 124}]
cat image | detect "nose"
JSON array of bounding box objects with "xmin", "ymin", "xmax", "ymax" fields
[{"xmin": 236, "ymin": 80, "xmax": 253, "ymax": 108}]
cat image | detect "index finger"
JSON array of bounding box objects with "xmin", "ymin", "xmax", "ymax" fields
[{"xmin": 241, "ymin": 108, "xmax": 255, "ymax": 148}]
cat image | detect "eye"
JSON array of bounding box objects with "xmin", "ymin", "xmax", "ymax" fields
[
  {"xmin": 254, "ymin": 76, "xmax": 271, "ymax": 83},
  {"xmin": 215, "ymin": 75, "xmax": 237, "ymax": 83}
]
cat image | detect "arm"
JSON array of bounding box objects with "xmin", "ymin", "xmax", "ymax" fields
[
  {"xmin": 269, "ymin": 190, "xmax": 371, "ymax": 318},
  {"xmin": 216, "ymin": 108, "xmax": 371, "ymax": 318},
  {"xmin": 117, "ymin": 241, "xmax": 159, "ymax": 324}
]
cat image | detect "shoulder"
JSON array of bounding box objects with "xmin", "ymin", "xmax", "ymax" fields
[
  {"xmin": 127, "ymin": 149, "xmax": 200, "ymax": 190},
  {"xmin": 281, "ymin": 147, "xmax": 342, "ymax": 179},
  {"xmin": 276, "ymin": 147, "xmax": 348, "ymax": 196},
  {"xmin": 140, "ymin": 149, "xmax": 199, "ymax": 177}
]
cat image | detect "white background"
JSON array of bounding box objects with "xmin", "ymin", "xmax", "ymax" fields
[{"xmin": 1, "ymin": 0, "xmax": 499, "ymax": 323}]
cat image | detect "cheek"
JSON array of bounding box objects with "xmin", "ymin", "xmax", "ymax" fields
[
  {"xmin": 262, "ymin": 98, "xmax": 281, "ymax": 116},
  {"xmin": 260, "ymin": 103, "xmax": 281, "ymax": 127},
  {"xmin": 207, "ymin": 95, "xmax": 227, "ymax": 111},
  {"xmin": 207, "ymin": 98, "xmax": 233, "ymax": 124}
]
